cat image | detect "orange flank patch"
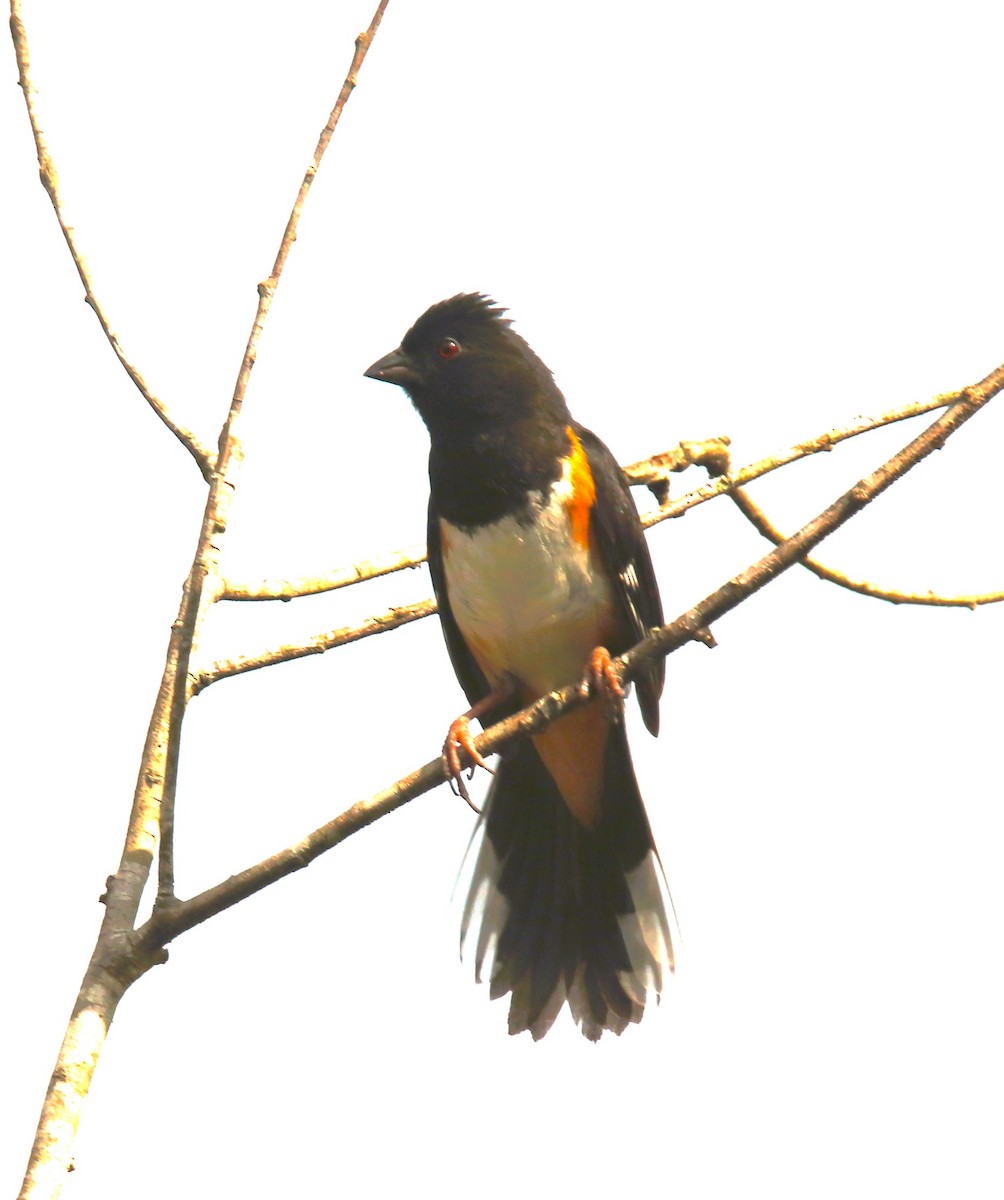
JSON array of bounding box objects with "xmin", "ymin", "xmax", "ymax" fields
[
  {"xmin": 563, "ymin": 426, "xmax": 595, "ymax": 550},
  {"xmin": 532, "ymin": 702, "xmax": 611, "ymax": 830}
]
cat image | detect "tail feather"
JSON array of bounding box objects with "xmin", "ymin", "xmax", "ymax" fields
[{"xmin": 459, "ymin": 720, "xmax": 673, "ymax": 1041}]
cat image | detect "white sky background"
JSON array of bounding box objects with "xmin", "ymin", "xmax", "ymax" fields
[{"xmin": 3, "ymin": 2, "xmax": 1003, "ymax": 1196}]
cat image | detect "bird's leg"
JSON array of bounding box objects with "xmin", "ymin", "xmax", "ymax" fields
[
  {"xmin": 587, "ymin": 646, "xmax": 626, "ymax": 721},
  {"xmin": 444, "ymin": 675, "xmax": 517, "ymax": 811}
]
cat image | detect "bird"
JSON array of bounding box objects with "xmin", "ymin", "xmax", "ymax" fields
[{"xmin": 364, "ymin": 293, "xmax": 673, "ymax": 1040}]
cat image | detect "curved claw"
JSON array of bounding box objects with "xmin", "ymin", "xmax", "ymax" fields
[
  {"xmin": 588, "ymin": 645, "xmax": 626, "ymax": 720},
  {"xmin": 443, "ymin": 714, "xmax": 494, "ymax": 813},
  {"xmin": 440, "ymin": 675, "xmax": 515, "ymax": 813}
]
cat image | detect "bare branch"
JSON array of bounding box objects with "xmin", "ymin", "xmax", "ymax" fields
[
  {"xmin": 630, "ymin": 389, "xmax": 1001, "ymax": 607},
  {"xmin": 205, "ymin": 388, "xmax": 995, "ymax": 685},
  {"xmin": 219, "ymin": 542, "xmax": 428, "ymax": 601},
  {"xmin": 218, "ymin": 392, "xmax": 963, "ymax": 606},
  {"xmin": 133, "ymin": 363, "xmax": 1002, "ymax": 951},
  {"xmin": 729, "ymin": 487, "xmax": 1003, "ymax": 608},
  {"xmin": 641, "ymin": 391, "xmax": 959, "ymax": 526},
  {"xmin": 623, "ymin": 367, "xmax": 1002, "ymax": 679},
  {"xmin": 191, "ymin": 600, "xmax": 437, "ymax": 695},
  {"xmin": 623, "ymin": 435, "xmax": 732, "ymax": 505},
  {"xmin": 9, "ymin": 4, "xmax": 216, "ymax": 482},
  {"xmin": 157, "ymin": 0, "xmax": 390, "ymax": 904},
  {"xmin": 15, "ymin": 5, "xmax": 391, "ymax": 1195}
]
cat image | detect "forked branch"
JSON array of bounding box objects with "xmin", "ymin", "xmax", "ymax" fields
[
  {"xmin": 15, "ymin": 5, "xmax": 390, "ymax": 1197},
  {"xmin": 728, "ymin": 487, "xmax": 1003, "ymax": 609},
  {"xmin": 132, "ymin": 364, "xmax": 1002, "ymax": 956},
  {"xmin": 13, "ymin": 3, "xmax": 999, "ymax": 1195},
  {"xmin": 194, "ymin": 388, "xmax": 1001, "ymax": 693},
  {"xmin": 9, "ymin": 3, "xmax": 217, "ymax": 480},
  {"xmin": 214, "ymin": 390, "xmax": 996, "ymax": 616}
]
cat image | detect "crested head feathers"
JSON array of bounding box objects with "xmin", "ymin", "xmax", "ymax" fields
[{"xmin": 370, "ymin": 293, "xmax": 569, "ymax": 436}]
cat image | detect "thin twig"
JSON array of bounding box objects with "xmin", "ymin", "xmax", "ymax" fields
[
  {"xmin": 219, "ymin": 542, "xmax": 427, "ymax": 601},
  {"xmin": 216, "ymin": 391, "xmax": 961, "ymax": 604},
  {"xmin": 9, "ymin": 4, "xmax": 216, "ymax": 482},
  {"xmin": 197, "ymin": 389, "xmax": 997, "ymax": 691},
  {"xmin": 190, "ymin": 600, "xmax": 436, "ymax": 695},
  {"xmin": 627, "ymin": 401, "xmax": 1001, "ymax": 608},
  {"xmin": 129, "ymin": 364, "xmax": 1002, "ymax": 953},
  {"xmin": 623, "ymin": 435, "xmax": 732, "ymax": 505},
  {"xmin": 729, "ymin": 487, "xmax": 1003, "ymax": 608},
  {"xmin": 623, "ymin": 367, "xmax": 1003, "ymax": 678},
  {"xmin": 15, "ymin": 6, "xmax": 391, "ymax": 1198},
  {"xmin": 640, "ymin": 391, "xmax": 960, "ymax": 528},
  {"xmin": 157, "ymin": 0, "xmax": 390, "ymax": 903}
]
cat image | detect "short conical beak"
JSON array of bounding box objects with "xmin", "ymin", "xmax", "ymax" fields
[{"xmin": 364, "ymin": 346, "xmax": 419, "ymax": 388}]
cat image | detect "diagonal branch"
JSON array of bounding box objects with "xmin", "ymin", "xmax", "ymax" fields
[
  {"xmin": 131, "ymin": 360, "xmax": 1002, "ymax": 952},
  {"xmin": 15, "ymin": 6, "xmax": 391, "ymax": 1198},
  {"xmin": 219, "ymin": 541, "xmax": 428, "ymax": 601},
  {"xmin": 628, "ymin": 404, "xmax": 1002, "ymax": 608},
  {"xmin": 728, "ymin": 487, "xmax": 1003, "ymax": 608},
  {"xmin": 155, "ymin": 0, "xmax": 390, "ymax": 903},
  {"xmin": 9, "ymin": 3, "xmax": 216, "ymax": 482},
  {"xmin": 196, "ymin": 386, "xmax": 998, "ymax": 692},
  {"xmin": 215, "ymin": 391, "xmax": 963, "ymax": 605},
  {"xmin": 189, "ymin": 600, "xmax": 436, "ymax": 696},
  {"xmin": 622, "ymin": 366, "xmax": 1003, "ymax": 678},
  {"xmin": 639, "ymin": 391, "xmax": 960, "ymax": 527}
]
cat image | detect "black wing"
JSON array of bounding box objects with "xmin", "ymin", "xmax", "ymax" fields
[{"xmin": 574, "ymin": 423, "xmax": 665, "ymax": 736}]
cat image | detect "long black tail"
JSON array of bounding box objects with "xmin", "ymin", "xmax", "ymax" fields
[{"xmin": 459, "ymin": 722, "xmax": 673, "ymax": 1040}]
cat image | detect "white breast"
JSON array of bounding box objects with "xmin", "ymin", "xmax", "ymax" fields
[{"xmin": 440, "ymin": 477, "xmax": 613, "ymax": 696}]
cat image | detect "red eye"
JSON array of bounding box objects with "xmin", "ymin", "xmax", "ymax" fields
[{"xmin": 438, "ymin": 337, "xmax": 461, "ymax": 359}]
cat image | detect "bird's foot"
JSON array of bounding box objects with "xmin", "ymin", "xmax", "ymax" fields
[
  {"xmin": 442, "ymin": 676, "xmax": 516, "ymax": 813},
  {"xmin": 587, "ymin": 645, "xmax": 626, "ymax": 721},
  {"xmin": 443, "ymin": 715, "xmax": 495, "ymax": 813}
]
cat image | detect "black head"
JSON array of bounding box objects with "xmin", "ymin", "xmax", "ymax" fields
[{"xmin": 364, "ymin": 293, "xmax": 570, "ymax": 439}]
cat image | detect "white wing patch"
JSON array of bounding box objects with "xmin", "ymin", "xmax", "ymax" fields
[{"xmin": 618, "ymin": 560, "xmax": 647, "ymax": 641}]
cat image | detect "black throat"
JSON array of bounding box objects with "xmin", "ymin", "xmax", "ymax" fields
[{"xmin": 428, "ymin": 415, "xmax": 570, "ymax": 529}]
